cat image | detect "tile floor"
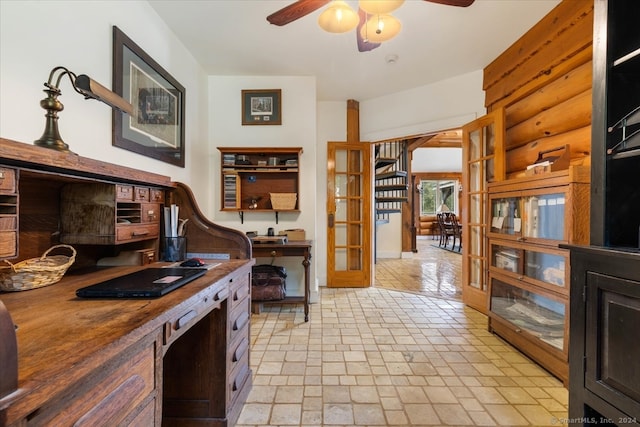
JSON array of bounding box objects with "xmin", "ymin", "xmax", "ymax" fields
[{"xmin": 237, "ymin": 238, "xmax": 568, "ymax": 426}]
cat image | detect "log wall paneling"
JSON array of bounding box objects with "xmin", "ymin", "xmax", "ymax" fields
[
  {"xmin": 505, "ymin": 88, "xmax": 592, "ymax": 150},
  {"xmin": 484, "ymin": 0, "xmax": 594, "ymax": 108},
  {"xmin": 504, "ymin": 60, "xmax": 593, "ymax": 129},
  {"xmin": 483, "ymin": 0, "xmax": 594, "ymax": 178}
]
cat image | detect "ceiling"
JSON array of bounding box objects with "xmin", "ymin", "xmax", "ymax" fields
[{"xmin": 148, "ymin": 0, "xmax": 560, "ymax": 103}]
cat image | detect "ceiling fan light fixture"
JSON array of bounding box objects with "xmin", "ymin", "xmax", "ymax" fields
[
  {"xmin": 361, "ymin": 13, "xmax": 401, "ymax": 43},
  {"xmin": 318, "ymin": 1, "xmax": 359, "ymax": 33},
  {"xmin": 359, "ymin": 0, "xmax": 405, "ymax": 15}
]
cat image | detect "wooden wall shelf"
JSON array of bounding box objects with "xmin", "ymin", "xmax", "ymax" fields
[{"xmin": 218, "ymin": 147, "xmax": 302, "ymax": 223}]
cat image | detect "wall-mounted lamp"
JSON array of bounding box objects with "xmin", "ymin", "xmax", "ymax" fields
[{"xmin": 34, "ymin": 66, "xmax": 134, "ymax": 152}]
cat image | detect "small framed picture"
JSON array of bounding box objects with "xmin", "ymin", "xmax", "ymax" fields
[{"xmin": 242, "ymin": 89, "xmax": 281, "ymax": 125}]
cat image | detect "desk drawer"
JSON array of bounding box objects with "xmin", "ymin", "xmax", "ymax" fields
[
  {"xmin": 228, "ymin": 358, "xmax": 251, "ymax": 409},
  {"xmin": 116, "ymin": 184, "xmax": 134, "ymax": 201},
  {"xmin": 163, "ymin": 281, "xmax": 227, "ymax": 347},
  {"xmin": 141, "ymin": 203, "xmax": 160, "ymax": 223},
  {"xmin": 28, "ymin": 343, "xmax": 156, "ymax": 426},
  {"xmin": 134, "ymin": 186, "xmax": 150, "ymax": 202},
  {"xmin": 229, "ymin": 303, "xmax": 250, "ymax": 345},
  {"xmin": 150, "ymin": 188, "xmax": 164, "ymax": 203},
  {"xmin": 0, "ymin": 231, "xmax": 17, "ymax": 258},
  {"xmin": 0, "ymin": 167, "xmax": 17, "ymax": 193},
  {"xmin": 229, "ymin": 273, "xmax": 250, "ymax": 311},
  {"xmin": 116, "ymin": 224, "xmax": 159, "ymax": 243}
]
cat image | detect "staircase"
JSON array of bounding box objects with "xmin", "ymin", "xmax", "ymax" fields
[{"xmin": 374, "ymin": 140, "xmax": 409, "ymax": 224}]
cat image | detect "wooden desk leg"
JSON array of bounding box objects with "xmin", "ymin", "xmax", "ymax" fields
[{"xmin": 302, "ymin": 251, "xmax": 311, "ymax": 322}]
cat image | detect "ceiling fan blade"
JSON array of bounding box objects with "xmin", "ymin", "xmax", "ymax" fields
[
  {"xmin": 424, "ymin": 0, "xmax": 475, "ymax": 7},
  {"xmin": 356, "ymin": 8, "xmax": 380, "ymax": 52},
  {"xmin": 267, "ymin": 0, "xmax": 331, "ymax": 26}
]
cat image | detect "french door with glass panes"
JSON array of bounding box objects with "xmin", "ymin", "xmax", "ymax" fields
[
  {"xmin": 461, "ymin": 109, "xmax": 505, "ymax": 314},
  {"xmin": 327, "ymin": 142, "xmax": 373, "ymax": 287}
]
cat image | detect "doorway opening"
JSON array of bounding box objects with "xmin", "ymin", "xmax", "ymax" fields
[{"xmin": 373, "ymin": 128, "xmax": 463, "ymax": 300}]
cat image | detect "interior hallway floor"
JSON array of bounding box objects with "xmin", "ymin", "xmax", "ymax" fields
[{"xmin": 237, "ymin": 237, "xmax": 568, "ymax": 426}]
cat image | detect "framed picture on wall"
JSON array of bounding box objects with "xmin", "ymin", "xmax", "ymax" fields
[
  {"xmin": 242, "ymin": 89, "xmax": 281, "ymax": 125},
  {"xmin": 112, "ymin": 26, "xmax": 186, "ymax": 167}
]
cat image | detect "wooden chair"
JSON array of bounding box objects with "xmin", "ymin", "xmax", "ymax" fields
[
  {"xmin": 436, "ymin": 213, "xmax": 451, "ymax": 247},
  {"xmin": 437, "ymin": 212, "xmax": 462, "ymax": 251},
  {"xmin": 449, "ymin": 213, "xmax": 462, "ymax": 252}
]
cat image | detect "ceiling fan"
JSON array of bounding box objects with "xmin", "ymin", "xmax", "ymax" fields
[{"xmin": 267, "ymin": 0, "xmax": 475, "ymax": 52}]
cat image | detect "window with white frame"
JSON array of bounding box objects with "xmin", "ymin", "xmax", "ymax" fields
[{"xmin": 420, "ymin": 180, "xmax": 458, "ymax": 216}]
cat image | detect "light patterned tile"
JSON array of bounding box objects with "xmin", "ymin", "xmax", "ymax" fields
[
  {"xmin": 323, "ymin": 403, "xmax": 354, "ymax": 424},
  {"xmin": 433, "ymin": 403, "xmax": 475, "ymax": 425},
  {"xmin": 237, "ymin": 403, "xmax": 271, "ymax": 425},
  {"xmin": 270, "ymin": 403, "xmax": 302, "ymax": 425},
  {"xmin": 238, "ymin": 242, "xmax": 569, "ymax": 427}
]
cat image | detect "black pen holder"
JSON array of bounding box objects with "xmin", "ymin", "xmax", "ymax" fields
[{"xmin": 163, "ymin": 236, "xmax": 186, "ymax": 262}]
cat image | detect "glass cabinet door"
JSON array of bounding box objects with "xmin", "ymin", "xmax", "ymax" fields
[
  {"xmin": 490, "ymin": 278, "xmax": 567, "ymax": 352},
  {"xmin": 522, "ymin": 193, "xmax": 565, "ymax": 240},
  {"xmin": 489, "ymin": 190, "xmax": 567, "ymax": 243},
  {"xmin": 490, "ymin": 196, "xmax": 522, "ymax": 236},
  {"xmin": 490, "ymin": 242, "xmax": 568, "ymax": 293}
]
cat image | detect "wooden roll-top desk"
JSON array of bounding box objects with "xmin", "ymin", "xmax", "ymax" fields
[{"xmin": 0, "ymin": 138, "xmax": 253, "ymax": 426}]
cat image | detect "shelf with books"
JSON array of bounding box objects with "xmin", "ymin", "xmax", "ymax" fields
[
  {"xmin": 489, "ymin": 191, "xmax": 567, "ymax": 244},
  {"xmin": 487, "ymin": 166, "xmax": 590, "ymax": 246},
  {"xmin": 217, "ymin": 147, "xmax": 302, "ymax": 222}
]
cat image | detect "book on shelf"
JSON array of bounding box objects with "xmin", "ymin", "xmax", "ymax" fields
[{"xmin": 525, "ymin": 196, "xmax": 539, "ymax": 238}]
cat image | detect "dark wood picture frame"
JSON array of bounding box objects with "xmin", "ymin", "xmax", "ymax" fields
[
  {"xmin": 242, "ymin": 89, "xmax": 281, "ymax": 125},
  {"xmin": 112, "ymin": 26, "xmax": 186, "ymax": 167}
]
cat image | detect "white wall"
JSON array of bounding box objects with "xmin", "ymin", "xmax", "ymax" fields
[
  {"xmin": 315, "ymin": 101, "xmax": 348, "ymax": 288},
  {"xmin": 0, "ymin": 0, "xmax": 213, "ymax": 202},
  {"xmin": 413, "ymin": 148, "xmax": 463, "ymax": 173},
  {"xmin": 361, "ymin": 70, "xmax": 485, "ymax": 142},
  {"xmin": 208, "ymin": 75, "xmax": 318, "ymax": 299}
]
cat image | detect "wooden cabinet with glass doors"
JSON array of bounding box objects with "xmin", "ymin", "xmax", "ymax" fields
[{"xmin": 486, "ymin": 165, "xmax": 590, "ymax": 384}]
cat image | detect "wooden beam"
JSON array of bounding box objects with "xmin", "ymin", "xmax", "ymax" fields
[
  {"xmin": 347, "ymin": 99, "xmax": 360, "ymax": 143},
  {"xmin": 407, "ymin": 130, "xmax": 462, "ymax": 150}
]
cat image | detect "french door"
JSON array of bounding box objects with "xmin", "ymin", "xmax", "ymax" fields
[
  {"xmin": 461, "ymin": 109, "xmax": 505, "ymax": 314},
  {"xmin": 326, "ymin": 142, "xmax": 373, "ymax": 287}
]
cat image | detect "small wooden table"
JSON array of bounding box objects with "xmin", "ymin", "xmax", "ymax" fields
[{"xmin": 251, "ymin": 240, "xmax": 312, "ymax": 321}]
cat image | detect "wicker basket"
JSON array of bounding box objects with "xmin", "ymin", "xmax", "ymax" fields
[
  {"xmin": 270, "ymin": 193, "xmax": 297, "ymax": 210},
  {"xmin": 0, "ymin": 245, "xmax": 76, "ymax": 292}
]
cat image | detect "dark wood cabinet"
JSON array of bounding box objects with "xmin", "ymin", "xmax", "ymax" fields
[
  {"xmin": 568, "ymin": 246, "xmax": 640, "ymax": 426},
  {"xmin": 590, "ymin": 0, "xmax": 640, "ymax": 249},
  {"xmin": 568, "ymin": 0, "xmax": 640, "ymax": 425}
]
